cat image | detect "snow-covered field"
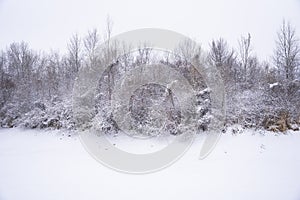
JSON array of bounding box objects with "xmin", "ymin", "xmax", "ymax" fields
[{"xmin": 0, "ymin": 128, "xmax": 300, "ymax": 200}]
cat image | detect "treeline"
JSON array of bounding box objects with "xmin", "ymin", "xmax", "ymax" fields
[
  {"xmin": 0, "ymin": 20, "xmax": 299, "ymax": 132},
  {"xmin": 208, "ymin": 21, "xmax": 300, "ymax": 131}
]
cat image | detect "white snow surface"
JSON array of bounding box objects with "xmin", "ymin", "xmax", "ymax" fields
[
  {"xmin": 0, "ymin": 128, "xmax": 300, "ymax": 200},
  {"xmin": 269, "ymin": 82, "xmax": 279, "ymax": 88}
]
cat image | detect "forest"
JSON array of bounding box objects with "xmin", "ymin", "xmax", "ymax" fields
[{"xmin": 0, "ymin": 20, "xmax": 299, "ymax": 133}]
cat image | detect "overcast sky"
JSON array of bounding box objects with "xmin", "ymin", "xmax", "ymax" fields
[{"xmin": 0, "ymin": 0, "xmax": 300, "ymax": 61}]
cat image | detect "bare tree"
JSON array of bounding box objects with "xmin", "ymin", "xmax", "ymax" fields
[
  {"xmin": 208, "ymin": 38, "xmax": 236, "ymax": 85},
  {"xmin": 6, "ymin": 42, "xmax": 38, "ymax": 104},
  {"xmin": 136, "ymin": 43, "xmax": 152, "ymax": 65},
  {"xmin": 104, "ymin": 15, "xmax": 113, "ymax": 48},
  {"xmin": 67, "ymin": 33, "xmax": 82, "ymax": 73},
  {"xmin": 238, "ymin": 33, "xmax": 252, "ymax": 81},
  {"xmin": 83, "ymin": 29, "xmax": 100, "ymax": 67},
  {"xmin": 103, "ymin": 15, "xmax": 120, "ymax": 65},
  {"xmin": 209, "ymin": 38, "xmax": 230, "ymax": 67},
  {"xmin": 45, "ymin": 52, "xmax": 61, "ymax": 99},
  {"xmin": 0, "ymin": 51, "xmax": 15, "ymax": 107},
  {"xmin": 175, "ymin": 38, "xmax": 202, "ymax": 64},
  {"xmin": 273, "ymin": 20, "xmax": 300, "ymax": 81},
  {"xmin": 7, "ymin": 42, "xmax": 37, "ymax": 80}
]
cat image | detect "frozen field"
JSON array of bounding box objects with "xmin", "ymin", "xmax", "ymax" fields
[{"xmin": 0, "ymin": 128, "xmax": 300, "ymax": 200}]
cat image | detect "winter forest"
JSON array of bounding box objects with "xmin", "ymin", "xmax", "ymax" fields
[
  {"xmin": 1, "ymin": 0, "xmax": 300, "ymax": 197},
  {"xmin": 0, "ymin": 19, "xmax": 300, "ymax": 134}
]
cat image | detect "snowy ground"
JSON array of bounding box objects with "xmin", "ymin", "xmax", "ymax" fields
[{"xmin": 0, "ymin": 128, "xmax": 300, "ymax": 200}]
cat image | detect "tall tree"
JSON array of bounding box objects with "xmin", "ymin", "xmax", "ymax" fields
[
  {"xmin": 67, "ymin": 33, "xmax": 82, "ymax": 73},
  {"xmin": 208, "ymin": 38, "xmax": 236, "ymax": 85},
  {"xmin": 238, "ymin": 33, "xmax": 252, "ymax": 82},
  {"xmin": 83, "ymin": 29, "xmax": 100, "ymax": 67},
  {"xmin": 273, "ymin": 20, "xmax": 300, "ymax": 81}
]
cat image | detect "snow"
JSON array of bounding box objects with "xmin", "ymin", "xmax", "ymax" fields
[
  {"xmin": 199, "ymin": 87, "xmax": 211, "ymax": 95},
  {"xmin": 269, "ymin": 82, "xmax": 279, "ymax": 89},
  {"xmin": 1, "ymin": 128, "xmax": 300, "ymax": 200}
]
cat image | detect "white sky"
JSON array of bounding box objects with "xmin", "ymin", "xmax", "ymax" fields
[{"xmin": 0, "ymin": 0, "xmax": 300, "ymax": 61}]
